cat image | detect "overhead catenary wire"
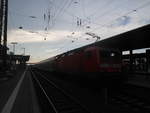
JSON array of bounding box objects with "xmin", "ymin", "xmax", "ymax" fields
[
  {"xmin": 39, "ymin": 0, "xmax": 150, "ymax": 44},
  {"xmin": 43, "ymin": 0, "xmax": 78, "ymax": 42},
  {"xmin": 31, "ymin": 0, "xmax": 150, "ymax": 58},
  {"xmin": 8, "ymin": 10, "xmax": 40, "ymax": 20},
  {"xmin": 44, "ymin": 0, "xmax": 71, "ymax": 30},
  {"xmin": 8, "ymin": 11, "xmax": 49, "ymax": 41},
  {"xmin": 92, "ymin": 0, "xmax": 150, "ymax": 32},
  {"xmin": 53, "ymin": 0, "xmax": 68, "ymax": 17},
  {"xmin": 49, "ymin": 0, "xmax": 119, "ymax": 30},
  {"xmin": 43, "ymin": 0, "xmax": 101, "ymax": 35},
  {"xmin": 75, "ymin": 0, "xmax": 150, "ymax": 42},
  {"xmin": 85, "ymin": 0, "xmax": 117, "ymax": 19},
  {"xmin": 53, "ymin": 0, "xmax": 74, "ymax": 27},
  {"xmin": 84, "ymin": 0, "xmax": 150, "ymax": 28},
  {"xmin": 81, "ymin": 0, "xmax": 131, "ymax": 27},
  {"xmin": 61, "ymin": 0, "xmax": 150, "ymax": 33},
  {"xmin": 10, "ymin": 0, "xmax": 150, "ymax": 56},
  {"xmin": 52, "ymin": 0, "xmax": 72, "ymax": 22}
]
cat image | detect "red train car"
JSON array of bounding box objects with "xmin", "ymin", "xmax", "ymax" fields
[
  {"xmin": 55, "ymin": 46, "xmax": 122, "ymax": 79},
  {"xmin": 56, "ymin": 50, "xmax": 83, "ymax": 74},
  {"xmin": 35, "ymin": 46, "xmax": 122, "ymax": 82}
]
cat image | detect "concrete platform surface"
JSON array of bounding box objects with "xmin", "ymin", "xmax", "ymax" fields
[{"xmin": 0, "ymin": 67, "xmax": 41, "ymax": 113}]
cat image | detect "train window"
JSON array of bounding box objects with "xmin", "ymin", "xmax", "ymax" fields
[
  {"xmin": 85, "ymin": 51, "xmax": 92, "ymax": 58},
  {"xmin": 62, "ymin": 54, "xmax": 65, "ymax": 57},
  {"xmin": 68, "ymin": 52, "xmax": 74, "ymax": 56}
]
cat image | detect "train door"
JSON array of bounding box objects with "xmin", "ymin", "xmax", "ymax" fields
[{"xmin": 82, "ymin": 49, "xmax": 99, "ymax": 73}]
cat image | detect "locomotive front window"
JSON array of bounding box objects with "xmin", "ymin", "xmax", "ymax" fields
[
  {"xmin": 100, "ymin": 51, "xmax": 120, "ymax": 57},
  {"xmin": 100, "ymin": 50, "xmax": 121, "ymax": 62}
]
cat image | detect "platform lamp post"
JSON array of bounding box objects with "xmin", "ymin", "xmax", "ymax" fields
[{"xmin": 11, "ymin": 42, "xmax": 18, "ymax": 55}]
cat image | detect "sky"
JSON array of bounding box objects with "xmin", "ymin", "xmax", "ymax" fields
[{"xmin": 7, "ymin": 0, "xmax": 150, "ymax": 63}]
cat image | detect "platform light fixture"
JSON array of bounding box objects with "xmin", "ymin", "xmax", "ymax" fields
[
  {"xmin": 21, "ymin": 47, "xmax": 25, "ymax": 55},
  {"xmin": 11, "ymin": 42, "xmax": 18, "ymax": 55}
]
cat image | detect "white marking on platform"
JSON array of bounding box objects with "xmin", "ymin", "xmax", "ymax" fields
[{"xmin": 1, "ymin": 69, "xmax": 27, "ymax": 113}]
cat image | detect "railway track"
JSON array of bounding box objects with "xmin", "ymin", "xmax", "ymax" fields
[
  {"xmin": 30, "ymin": 67, "xmax": 91, "ymax": 113},
  {"xmin": 30, "ymin": 67, "xmax": 150, "ymax": 113}
]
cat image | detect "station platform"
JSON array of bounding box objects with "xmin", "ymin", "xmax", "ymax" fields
[
  {"xmin": 0, "ymin": 67, "xmax": 40, "ymax": 113},
  {"xmin": 127, "ymin": 73, "xmax": 150, "ymax": 88}
]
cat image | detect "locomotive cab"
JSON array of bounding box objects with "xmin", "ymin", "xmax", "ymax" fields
[
  {"xmin": 82, "ymin": 46, "xmax": 122, "ymax": 82},
  {"xmin": 99, "ymin": 48, "xmax": 122, "ymax": 73},
  {"xmin": 82, "ymin": 46, "xmax": 122, "ymax": 73}
]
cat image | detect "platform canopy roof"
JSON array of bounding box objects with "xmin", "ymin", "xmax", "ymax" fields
[
  {"xmin": 60, "ymin": 24, "xmax": 150, "ymax": 56},
  {"xmin": 9, "ymin": 55, "xmax": 30, "ymax": 61},
  {"xmin": 94, "ymin": 24, "xmax": 150, "ymax": 51}
]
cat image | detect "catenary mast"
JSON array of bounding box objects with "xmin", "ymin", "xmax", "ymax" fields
[{"xmin": 0, "ymin": 0, "xmax": 8, "ymax": 73}]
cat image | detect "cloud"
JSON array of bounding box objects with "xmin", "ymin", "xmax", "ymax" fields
[
  {"xmin": 138, "ymin": 18, "xmax": 150, "ymax": 25},
  {"xmin": 110, "ymin": 16, "xmax": 131, "ymax": 27},
  {"xmin": 92, "ymin": 19, "xmax": 149, "ymax": 42},
  {"xmin": 8, "ymin": 29, "xmax": 82, "ymax": 43}
]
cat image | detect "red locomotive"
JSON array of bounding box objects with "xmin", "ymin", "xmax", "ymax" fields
[{"xmin": 35, "ymin": 46, "xmax": 122, "ymax": 80}]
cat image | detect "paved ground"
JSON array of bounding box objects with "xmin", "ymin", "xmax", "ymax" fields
[
  {"xmin": 128, "ymin": 73, "xmax": 150, "ymax": 88},
  {"xmin": 0, "ymin": 69, "xmax": 24, "ymax": 112},
  {"xmin": 0, "ymin": 67, "xmax": 40, "ymax": 113}
]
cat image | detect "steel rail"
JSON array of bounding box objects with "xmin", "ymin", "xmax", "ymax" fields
[
  {"xmin": 30, "ymin": 68, "xmax": 59, "ymax": 113},
  {"xmin": 31, "ymin": 67, "xmax": 92, "ymax": 113}
]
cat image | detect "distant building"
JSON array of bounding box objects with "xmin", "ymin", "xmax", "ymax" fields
[
  {"xmin": 0, "ymin": 44, "xmax": 30, "ymax": 71},
  {"xmin": 0, "ymin": 44, "xmax": 9, "ymax": 71}
]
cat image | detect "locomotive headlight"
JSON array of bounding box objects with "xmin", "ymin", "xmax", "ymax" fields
[{"xmin": 111, "ymin": 53, "xmax": 115, "ymax": 57}]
